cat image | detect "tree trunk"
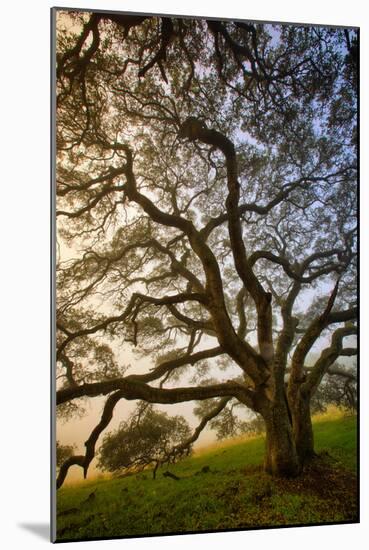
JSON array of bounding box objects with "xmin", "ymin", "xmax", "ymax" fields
[
  {"xmin": 291, "ymin": 394, "xmax": 315, "ymax": 463},
  {"xmin": 263, "ymin": 401, "xmax": 301, "ymax": 477}
]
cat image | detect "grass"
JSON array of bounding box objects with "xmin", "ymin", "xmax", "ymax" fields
[{"xmin": 56, "ymin": 411, "xmax": 357, "ymax": 541}]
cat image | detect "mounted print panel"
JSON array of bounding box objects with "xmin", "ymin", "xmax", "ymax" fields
[{"xmin": 51, "ymin": 7, "xmax": 358, "ymax": 543}]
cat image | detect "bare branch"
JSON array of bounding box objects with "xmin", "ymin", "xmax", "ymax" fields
[{"xmin": 302, "ymin": 326, "xmax": 357, "ymax": 395}]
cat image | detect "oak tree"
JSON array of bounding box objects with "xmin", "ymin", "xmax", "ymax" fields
[
  {"xmin": 97, "ymin": 403, "xmax": 192, "ymax": 479},
  {"xmin": 55, "ymin": 11, "xmax": 357, "ymax": 487}
]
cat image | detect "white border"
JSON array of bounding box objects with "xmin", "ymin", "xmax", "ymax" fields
[{"xmin": 1, "ymin": 1, "xmax": 367, "ymax": 547}]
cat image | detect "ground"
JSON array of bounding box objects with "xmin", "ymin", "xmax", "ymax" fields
[{"xmin": 56, "ymin": 411, "xmax": 357, "ymax": 541}]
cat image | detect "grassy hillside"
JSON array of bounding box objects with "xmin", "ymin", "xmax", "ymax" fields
[{"xmin": 56, "ymin": 413, "xmax": 357, "ymax": 541}]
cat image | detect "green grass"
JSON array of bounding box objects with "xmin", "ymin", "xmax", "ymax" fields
[
  {"xmin": 314, "ymin": 415, "xmax": 357, "ymax": 471},
  {"xmin": 56, "ymin": 413, "xmax": 357, "ymax": 541}
]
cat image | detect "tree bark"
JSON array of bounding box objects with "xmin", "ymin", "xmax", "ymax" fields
[
  {"xmin": 262, "ymin": 400, "xmax": 301, "ymax": 477},
  {"xmin": 288, "ymin": 377, "xmax": 315, "ymax": 465},
  {"xmin": 290, "ymin": 395, "xmax": 315, "ymax": 463}
]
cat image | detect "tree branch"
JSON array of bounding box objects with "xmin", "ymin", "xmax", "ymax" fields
[
  {"xmin": 57, "ymin": 376, "xmax": 256, "ymax": 409},
  {"xmin": 172, "ymin": 397, "xmax": 232, "ymax": 455},
  {"xmin": 289, "ymin": 279, "xmax": 342, "ymax": 386},
  {"xmin": 57, "ymin": 291, "xmax": 207, "ymax": 358},
  {"xmin": 200, "ymin": 170, "xmax": 355, "ymax": 241},
  {"xmin": 56, "ymin": 390, "xmax": 125, "ymax": 488},
  {"xmin": 302, "ymin": 326, "xmax": 357, "ymax": 395},
  {"xmin": 178, "ymin": 118, "xmax": 273, "ymax": 363},
  {"xmin": 249, "ymin": 250, "xmax": 343, "ymax": 283},
  {"xmin": 128, "ymin": 346, "xmax": 224, "ymax": 384},
  {"xmin": 122, "ymin": 142, "xmax": 267, "ymax": 384}
]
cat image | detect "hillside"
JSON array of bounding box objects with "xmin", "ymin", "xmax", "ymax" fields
[{"xmin": 56, "ymin": 413, "xmax": 357, "ymax": 541}]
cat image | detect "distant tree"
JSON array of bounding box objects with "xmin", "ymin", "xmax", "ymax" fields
[
  {"xmin": 97, "ymin": 404, "xmax": 192, "ymax": 478},
  {"xmin": 239, "ymin": 414, "xmax": 266, "ymax": 436},
  {"xmin": 311, "ymin": 363, "xmax": 357, "ymax": 413},
  {"xmin": 56, "ymin": 441, "xmax": 76, "ymax": 469},
  {"xmin": 193, "ymin": 395, "xmax": 262, "ymax": 440}
]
